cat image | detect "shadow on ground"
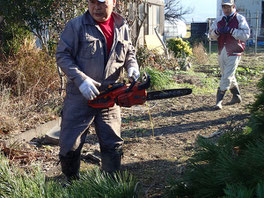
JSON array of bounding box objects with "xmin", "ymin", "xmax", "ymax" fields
[{"xmin": 122, "ymin": 112, "xmax": 250, "ymax": 138}]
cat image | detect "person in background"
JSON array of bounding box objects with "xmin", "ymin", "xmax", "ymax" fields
[
  {"xmin": 56, "ymin": 0, "xmax": 140, "ymax": 181},
  {"xmin": 209, "ymin": 0, "xmax": 250, "ymax": 110}
]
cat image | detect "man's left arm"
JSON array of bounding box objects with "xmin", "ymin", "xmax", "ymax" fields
[
  {"xmin": 123, "ymin": 25, "xmax": 140, "ymax": 81},
  {"xmin": 231, "ymin": 15, "xmax": 250, "ymax": 41}
]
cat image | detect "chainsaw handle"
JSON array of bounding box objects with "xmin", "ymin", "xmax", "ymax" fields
[
  {"xmin": 125, "ymin": 80, "xmax": 136, "ymax": 93},
  {"xmin": 126, "ymin": 72, "xmax": 150, "ymax": 92},
  {"xmin": 138, "ymin": 73, "xmax": 150, "ymax": 90}
]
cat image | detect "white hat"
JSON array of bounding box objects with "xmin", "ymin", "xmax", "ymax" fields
[
  {"xmin": 222, "ymin": 0, "xmax": 235, "ymax": 6},
  {"xmin": 97, "ymin": 0, "xmax": 106, "ymax": 2}
]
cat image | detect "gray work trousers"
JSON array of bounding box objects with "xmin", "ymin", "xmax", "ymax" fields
[{"xmin": 59, "ymin": 92, "xmax": 123, "ymax": 157}]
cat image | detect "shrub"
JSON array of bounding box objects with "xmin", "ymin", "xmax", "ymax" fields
[
  {"xmin": 0, "ymin": 37, "xmax": 62, "ymax": 133},
  {"xmin": 0, "ymin": 23, "xmax": 30, "ymax": 56},
  {"xmin": 166, "ymin": 38, "xmax": 192, "ymax": 58},
  {"xmin": 0, "ymin": 0, "xmax": 88, "ymax": 54},
  {"xmin": 69, "ymin": 169, "xmax": 141, "ymax": 198},
  {"xmin": 136, "ymin": 46, "xmax": 179, "ymax": 70},
  {"xmin": 0, "ymin": 36, "xmax": 59, "ymax": 98},
  {"xmin": 166, "ymin": 38, "xmax": 192, "ymax": 70},
  {"xmin": 136, "ymin": 47, "xmax": 179, "ymax": 90},
  {"xmin": 0, "ymin": 154, "xmax": 66, "ymax": 198},
  {"xmin": 192, "ymin": 42, "xmax": 208, "ymax": 65},
  {"xmin": 246, "ymin": 74, "xmax": 264, "ymax": 139}
]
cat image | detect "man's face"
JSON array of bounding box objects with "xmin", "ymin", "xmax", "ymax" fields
[
  {"xmin": 222, "ymin": 5, "xmax": 235, "ymax": 16},
  {"xmin": 88, "ymin": 0, "xmax": 116, "ymax": 22}
]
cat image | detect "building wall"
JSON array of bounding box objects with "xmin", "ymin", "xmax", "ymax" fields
[
  {"xmin": 147, "ymin": 0, "xmax": 164, "ymax": 6},
  {"xmin": 136, "ymin": 0, "xmax": 165, "ymax": 46},
  {"xmin": 145, "ymin": 0, "xmax": 164, "ymax": 36}
]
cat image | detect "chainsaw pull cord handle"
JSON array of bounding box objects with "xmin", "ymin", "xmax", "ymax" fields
[
  {"xmin": 125, "ymin": 80, "xmax": 136, "ymax": 93},
  {"xmin": 125, "ymin": 72, "xmax": 150, "ymax": 93}
]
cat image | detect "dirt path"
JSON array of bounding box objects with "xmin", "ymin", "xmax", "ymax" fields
[{"xmin": 119, "ymin": 84, "xmax": 255, "ymax": 197}]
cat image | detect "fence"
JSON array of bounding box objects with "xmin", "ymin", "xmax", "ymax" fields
[{"xmin": 242, "ymin": 11, "xmax": 264, "ymax": 53}]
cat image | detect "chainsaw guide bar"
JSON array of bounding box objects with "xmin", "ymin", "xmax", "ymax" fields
[{"xmin": 146, "ymin": 88, "xmax": 192, "ymax": 101}]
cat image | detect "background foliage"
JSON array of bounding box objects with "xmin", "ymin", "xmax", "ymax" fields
[{"xmin": 0, "ymin": 0, "xmax": 88, "ymax": 54}]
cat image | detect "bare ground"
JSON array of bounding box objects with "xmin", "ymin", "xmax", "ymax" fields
[
  {"xmin": 120, "ymin": 84, "xmax": 255, "ymax": 197},
  {"xmin": 0, "ymin": 75, "xmax": 259, "ymax": 197}
]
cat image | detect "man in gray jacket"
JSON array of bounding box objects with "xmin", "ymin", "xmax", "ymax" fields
[{"xmin": 56, "ymin": 0, "xmax": 140, "ymax": 181}]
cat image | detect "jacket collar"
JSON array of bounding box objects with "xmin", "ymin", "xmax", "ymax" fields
[{"xmin": 223, "ymin": 11, "xmax": 237, "ymax": 23}]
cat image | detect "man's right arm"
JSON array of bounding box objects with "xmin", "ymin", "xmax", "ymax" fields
[{"xmin": 56, "ymin": 20, "xmax": 88, "ymax": 88}]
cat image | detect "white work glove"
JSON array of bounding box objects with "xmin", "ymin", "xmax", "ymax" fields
[
  {"xmin": 79, "ymin": 77, "xmax": 101, "ymax": 100},
  {"xmin": 128, "ymin": 67, "xmax": 140, "ymax": 82}
]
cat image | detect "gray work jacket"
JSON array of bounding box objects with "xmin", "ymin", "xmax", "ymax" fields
[
  {"xmin": 56, "ymin": 11, "xmax": 138, "ymax": 155},
  {"xmin": 56, "ymin": 11, "xmax": 139, "ymax": 93}
]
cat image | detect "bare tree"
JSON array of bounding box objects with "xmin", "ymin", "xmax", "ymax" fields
[
  {"xmin": 165, "ymin": 0, "xmax": 193, "ymax": 24},
  {"xmin": 115, "ymin": 0, "xmax": 147, "ymax": 47}
]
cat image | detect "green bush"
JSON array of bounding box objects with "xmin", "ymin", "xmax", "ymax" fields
[
  {"xmin": 0, "ymin": 154, "xmax": 66, "ymax": 198},
  {"xmin": 248, "ymin": 75, "xmax": 264, "ymax": 136},
  {"xmin": 0, "ymin": 0, "xmax": 88, "ymax": 54},
  {"xmin": 0, "ymin": 23, "xmax": 30, "ymax": 56},
  {"xmin": 166, "ymin": 38, "xmax": 192, "ymax": 58}
]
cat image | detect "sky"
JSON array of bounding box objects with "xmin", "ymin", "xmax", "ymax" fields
[{"xmin": 180, "ymin": 0, "xmax": 217, "ymax": 23}]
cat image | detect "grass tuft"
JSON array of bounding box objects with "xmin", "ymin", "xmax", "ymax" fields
[{"xmin": 0, "ymin": 154, "xmax": 140, "ymax": 198}]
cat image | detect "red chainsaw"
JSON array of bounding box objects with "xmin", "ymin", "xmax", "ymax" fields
[{"xmin": 88, "ymin": 73, "xmax": 192, "ymax": 108}]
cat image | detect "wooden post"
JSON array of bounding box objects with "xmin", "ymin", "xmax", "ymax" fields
[
  {"xmin": 208, "ymin": 19, "xmax": 212, "ymax": 55},
  {"xmin": 255, "ymin": 12, "xmax": 259, "ymax": 54}
]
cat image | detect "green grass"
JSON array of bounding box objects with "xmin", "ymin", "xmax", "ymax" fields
[
  {"xmin": 175, "ymin": 70, "xmax": 219, "ymax": 95},
  {"xmin": 69, "ymin": 170, "xmax": 140, "ymax": 198},
  {"xmin": 0, "ymin": 154, "xmax": 140, "ymax": 198},
  {"xmin": 0, "ymin": 155, "xmax": 65, "ymax": 198},
  {"xmin": 141, "ymin": 66, "xmax": 177, "ymax": 90},
  {"xmin": 141, "ymin": 65, "xmax": 219, "ymax": 95}
]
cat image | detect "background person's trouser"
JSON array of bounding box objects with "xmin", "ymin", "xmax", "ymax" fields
[{"xmin": 218, "ymin": 47, "xmax": 241, "ymax": 91}]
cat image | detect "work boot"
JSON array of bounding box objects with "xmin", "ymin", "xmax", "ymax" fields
[
  {"xmin": 227, "ymin": 86, "xmax": 242, "ymax": 105},
  {"xmin": 215, "ymin": 88, "xmax": 226, "ymax": 110},
  {"xmin": 59, "ymin": 151, "xmax": 80, "ymax": 183},
  {"xmin": 101, "ymin": 146, "xmax": 123, "ymax": 176}
]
